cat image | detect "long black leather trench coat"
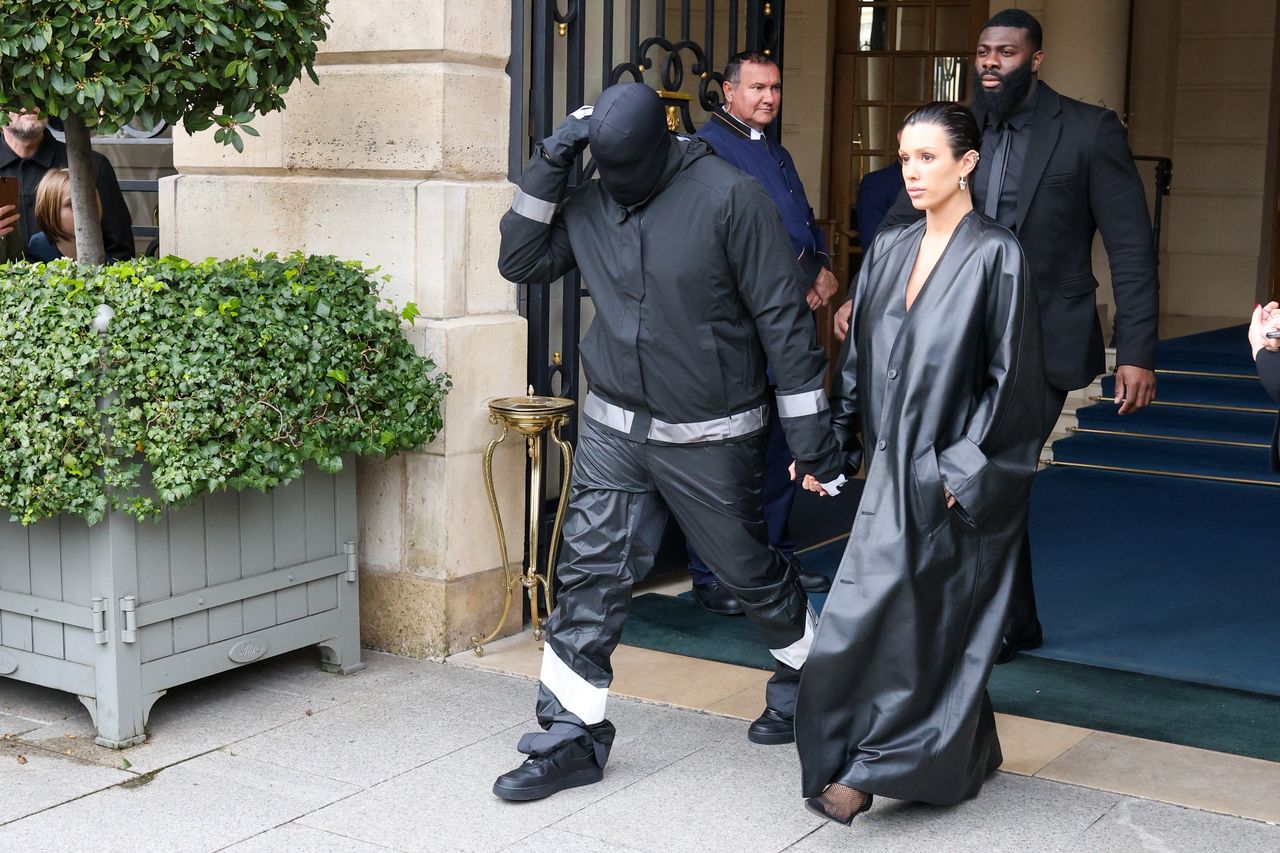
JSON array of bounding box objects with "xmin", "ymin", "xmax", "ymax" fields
[{"xmin": 795, "ymin": 211, "xmax": 1045, "ymax": 805}]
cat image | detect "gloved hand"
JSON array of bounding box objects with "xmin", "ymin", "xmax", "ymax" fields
[{"xmin": 542, "ymin": 105, "xmax": 594, "ymax": 166}]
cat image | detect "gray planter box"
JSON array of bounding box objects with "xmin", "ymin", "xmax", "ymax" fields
[{"xmin": 0, "ymin": 461, "xmax": 362, "ymax": 748}]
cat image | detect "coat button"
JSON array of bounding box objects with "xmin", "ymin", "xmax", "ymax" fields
[
  {"xmin": 887, "ymin": 368, "xmax": 899, "ymax": 379},
  {"xmin": 876, "ymin": 439, "xmax": 887, "ymax": 451}
]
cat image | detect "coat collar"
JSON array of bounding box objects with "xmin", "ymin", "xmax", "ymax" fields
[
  {"xmin": 0, "ymin": 128, "xmax": 59, "ymax": 169},
  {"xmin": 710, "ymin": 107, "xmax": 766, "ymax": 141}
]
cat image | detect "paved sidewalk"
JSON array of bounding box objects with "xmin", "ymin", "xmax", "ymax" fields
[{"xmin": 2, "ymin": 650, "xmax": 1277, "ymax": 852}]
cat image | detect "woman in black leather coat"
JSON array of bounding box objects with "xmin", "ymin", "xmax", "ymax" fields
[{"xmin": 794, "ymin": 102, "xmax": 1046, "ymax": 822}]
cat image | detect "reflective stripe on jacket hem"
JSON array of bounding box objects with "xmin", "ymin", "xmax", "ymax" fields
[{"xmin": 584, "ymin": 391, "xmax": 767, "ymax": 444}]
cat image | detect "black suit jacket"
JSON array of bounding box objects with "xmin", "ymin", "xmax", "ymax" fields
[{"xmin": 881, "ymin": 83, "xmax": 1158, "ymax": 392}]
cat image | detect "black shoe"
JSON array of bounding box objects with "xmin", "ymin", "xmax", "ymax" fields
[
  {"xmin": 786, "ymin": 555, "xmax": 832, "ymax": 593},
  {"xmin": 797, "ymin": 569, "xmax": 831, "ymax": 593},
  {"xmin": 747, "ymin": 707, "xmax": 795, "ymax": 745},
  {"xmin": 996, "ymin": 624, "xmax": 1044, "ymax": 665},
  {"xmin": 492, "ymin": 740, "xmax": 603, "ymax": 802},
  {"xmin": 804, "ymin": 789, "xmax": 874, "ymax": 825},
  {"xmin": 692, "ymin": 579, "xmax": 744, "ymax": 616}
]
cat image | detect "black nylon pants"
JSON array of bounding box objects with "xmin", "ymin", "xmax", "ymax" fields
[{"xmin": 520, "ymin": 417, "xmax": 812, "ymax": 768}]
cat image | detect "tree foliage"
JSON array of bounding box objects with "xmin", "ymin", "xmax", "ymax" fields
[
  {"xmin": 0, "ymin": 254, "xmax": 449, "ymax": 525},
  {"xmin": 0, "ymin": 0, "xmax": 331, "ymax": 152}
]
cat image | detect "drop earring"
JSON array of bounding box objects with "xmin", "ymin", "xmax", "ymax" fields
[{"xmin": 959, "ymin": 176, "xmax": 968, "ymax": 191}]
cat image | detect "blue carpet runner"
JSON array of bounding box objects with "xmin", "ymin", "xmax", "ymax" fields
[{"xmin": 1032, "ymin": 323, "xmax": 1280, "ymax": 695}]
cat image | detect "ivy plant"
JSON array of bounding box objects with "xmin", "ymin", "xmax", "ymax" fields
[
  {"xmin": 0, "ymin": 253, "xmax": 449, "ymax": 524},
  {"xmin": 0, "ymin": 0, "xmax": 331, "ymax": 264}
]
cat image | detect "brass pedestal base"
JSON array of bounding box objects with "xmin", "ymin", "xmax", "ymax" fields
[{"xmin": 472, "ymin": 388, "xmax": 574, "ymax": 655}]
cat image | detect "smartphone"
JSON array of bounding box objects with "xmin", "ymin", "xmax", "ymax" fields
[
  {"xmin": 0, "ymin": 176, "xmax": 18, "ymax": 213},
  {"xmin": 1266, "ymin": 330, "xmax": 1280, "ymax": 339}
]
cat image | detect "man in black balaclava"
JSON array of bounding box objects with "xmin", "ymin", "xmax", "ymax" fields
[{"xmin": 494, "ymin": 83, "xmax": 847, "ymax": 802}]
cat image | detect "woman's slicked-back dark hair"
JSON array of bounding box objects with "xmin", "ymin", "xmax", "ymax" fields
[{"xmin": 901, "ymin": 101, "xmax": 981, "ymax": 160}]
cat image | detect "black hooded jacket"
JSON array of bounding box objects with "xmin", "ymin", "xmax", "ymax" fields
[{"xmin": 499, "ymin": 129, "xmax": 842, "ymax": 479}]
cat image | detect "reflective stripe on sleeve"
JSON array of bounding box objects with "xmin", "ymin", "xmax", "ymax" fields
[
  {"xmin": 510, "ymin": 189, "xmax": 558, "ymax": 224},
  {"xmin": 540, "ymin": 643, "xmax": 609, "ymax": 724},
  {"xmin": 775, "ymin": 388, "xmax": 829, "ymax": 419}
]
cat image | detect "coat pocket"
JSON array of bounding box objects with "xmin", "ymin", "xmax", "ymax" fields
[
  {"xmin": 910, "ymin": 444, "xmax": 951, "ymax": 540},
  {"xmin": 1057, "ymin": 274, "xmax": 1098, "ymax": 298}
]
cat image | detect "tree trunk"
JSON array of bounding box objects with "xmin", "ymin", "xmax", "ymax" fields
[{"xmin": 60, "ymin": 114, "xmax": 107, "ymax": 266}]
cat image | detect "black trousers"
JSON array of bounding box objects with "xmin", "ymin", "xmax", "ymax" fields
[
  {"xmin": 518, "ymin": 417, "xmax": 813, "ymax": 768},
  {"xmin": 1006, "ymin": 383, "xmax": 1070, "ymax": 638}
]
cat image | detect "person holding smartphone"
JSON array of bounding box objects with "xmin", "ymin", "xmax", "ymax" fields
[{"xmin": 0, "ymin": 175, "xmax": 22, "ymax": 261}]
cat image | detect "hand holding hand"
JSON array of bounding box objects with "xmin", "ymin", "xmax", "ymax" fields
[
  {"xmin": 789, "ymin": 461, "xmax": 830, "ymax": 496},
  {"xmin": 806, "ymin": 267, "xmax": 838, "ymax": 311},
  {"xmin": 1114, "ymin": 364, "xmax": 1156, "ymax": 415},
  {"xmin": 0, "ymin": 204, "xmax": 17, "ymax": 238},
  {"xmin": 833, "ymin": 299, "xmax": 852, "ymax": 342}
]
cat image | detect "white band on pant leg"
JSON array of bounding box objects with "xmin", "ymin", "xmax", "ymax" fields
[
  {"xmin": 540, "ymin": 643, "xmax": 609, "ymax": 725},
  {"xmin": 770, "ymin": 608, "xmax": 816, "ymax": 670}
]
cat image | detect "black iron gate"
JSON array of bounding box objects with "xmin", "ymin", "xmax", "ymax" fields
[{"xmin": 507, "ymin": 0, "xmax": 785, "ymax": 568}]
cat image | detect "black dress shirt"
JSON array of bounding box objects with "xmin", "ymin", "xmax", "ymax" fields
[
  {"xmin": 978, "ymin": 88, "xmax": 1038, "ymax": 230},
  {"xmin": 0, "ymin": 129, "xmax": 134, "ymax": 260}
]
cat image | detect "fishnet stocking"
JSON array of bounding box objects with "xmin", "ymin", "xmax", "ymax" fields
[{"xmin": 815, "ymin": 783, "xmax": 871, "ymax": 822}]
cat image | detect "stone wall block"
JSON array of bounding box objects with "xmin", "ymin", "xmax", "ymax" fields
[
  {"xmin": 414, "ymin": 182, "xmax": 470, "ymax": 317},
  {"xmin": 356, "ymin": 453, "xmax": 406, "ymax": 574},
  {"xmin": 280, "ymin": 65, "xmax": 444, "ymax": 174},
  {"xmin": 464, "ymin": 182, "xmax": 520, "ymax": 315},
  {"xmin": 440, "ymin": 65, "xmax": 510, "ymax": 178},
  {"xmin": 401, "ymin": 442, "xmax": 525, "ymax": 583},
  {"xmin": 321, "ymin": 0, "xmax": 509, "ymax": 61},
  {"xmin": 172, "ymin": 111, "xmax": 285, "ymax": 173},
  {"xmin": 404, "ymin": 315, "xmax": 529, "ymax": 459},
  {"xmin": 160, "ymin": 175, "xmax": 420, "ymax": 308},
  {"xmin": 174, "ymin": 62, "xmax": 506, "ymax": 179}
]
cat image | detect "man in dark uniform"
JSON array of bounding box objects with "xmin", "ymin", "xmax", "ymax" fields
[
  {"xmin": 836, "ymin": 9, "xmax": 1158, "ymax": 662},
  {"xmin": 690, "ymin": 50, "xmax": 835, "ymax": 613},
  {"xmin": 0, "ymin": 110, "xmax": 134, "ymax": 260},
  {"xmin": 494, "ymin": 83, "xmax": 845, "ymax": 802}
]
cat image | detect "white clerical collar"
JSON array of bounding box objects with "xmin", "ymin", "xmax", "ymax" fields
[{"xmin": 714, "ymin": 108, "xmax": 767, "ymax": 141}]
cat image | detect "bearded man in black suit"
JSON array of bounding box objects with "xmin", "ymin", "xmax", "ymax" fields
[{"xmin": 836, "ymin": 8, "xmax": 1159, "ymax": 662}]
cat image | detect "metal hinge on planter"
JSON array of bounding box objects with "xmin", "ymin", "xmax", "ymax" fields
[
  {"xmin": 344, "ymin": 540, "xmax": 357, "ymax": 582},
  {"xmin": 92, "ymin": 597, "xmax": 108, "ymax": 645},
  {"xmin": 119, "ymin": 595, "xmax": 137, "ymax": 643}
]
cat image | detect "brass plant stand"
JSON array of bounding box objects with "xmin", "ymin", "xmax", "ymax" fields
[{"xmin": 472, "ymin": 387, "xmax": 574, "ymax": 654}]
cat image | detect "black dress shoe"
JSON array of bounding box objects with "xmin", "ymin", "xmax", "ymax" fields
[
  {"xmin": 492, "ymin": 740, "xmax": 603, "ymax": 802},
  {"xmin": 797, "ymin": 569, "xmax": 832, "ymax": 593},
  {"xmin": 786, "ymin": 555, "xmax": 832, "ymax": 593},
  {"xmin": 747, "ymin": 707, "xmax": 795, "ymax": 745},
  {"xmin": 692, "ymin": 579, "xmax": 744, "ymax": 616},
  {"xmin": 996, "ymin": 625, "xmax": 1044, "ymax": 665}
]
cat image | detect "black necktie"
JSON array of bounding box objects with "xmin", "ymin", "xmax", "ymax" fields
[{"xmin": 983, "ymin": 122, "xmax": 1011, "ymax": 220}]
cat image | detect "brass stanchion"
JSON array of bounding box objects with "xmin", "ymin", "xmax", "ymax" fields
[{"xmin": 472, "ymin": 386, "xmax": 574, "ymax": 654}]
